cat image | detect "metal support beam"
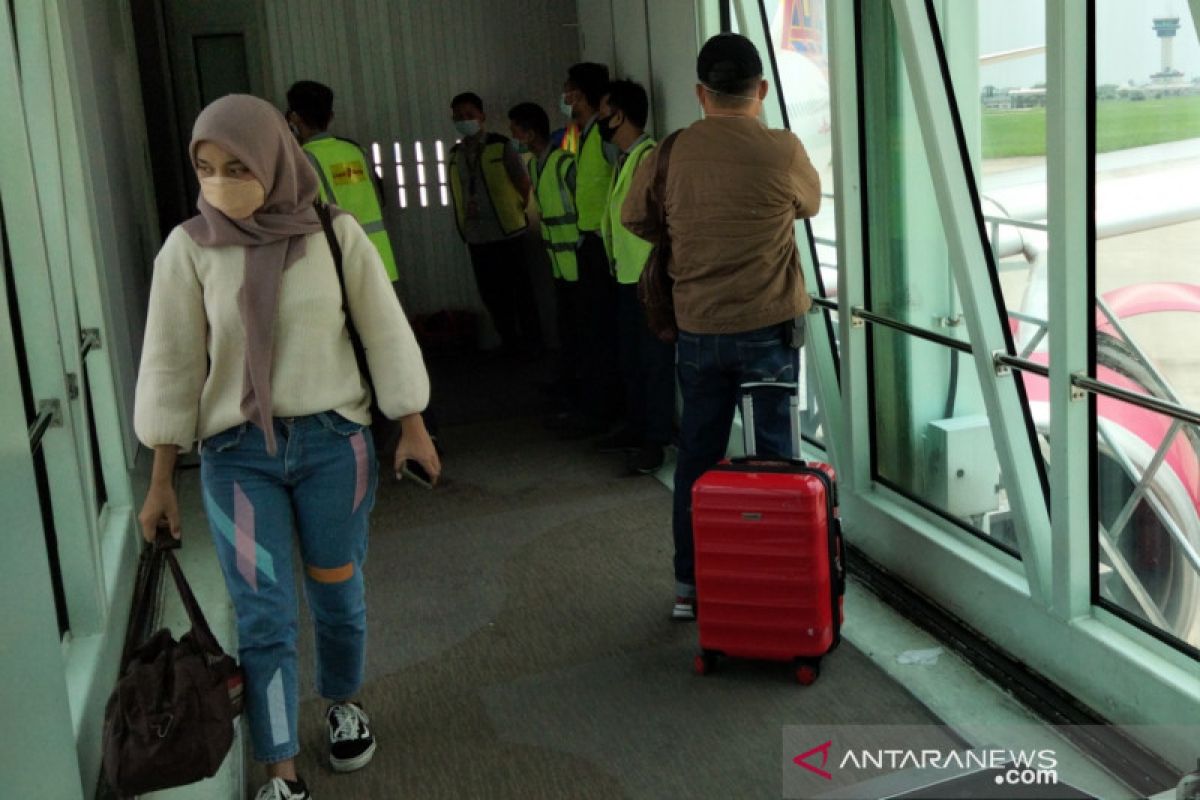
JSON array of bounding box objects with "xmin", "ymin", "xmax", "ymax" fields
[
  {"xmin": 796, "ymin": 221, "xmax": 847, "ymax": 471},
  {"xmin": 890, "ymin": 0, "xmax": 1053, "ymax": 603},
  {"xmin": 827, "ymin": 0, "xmax": 873, "ymax": 493},
  {"xmin": 1046, "ymin": 0, "xmax": 1093, "ymax": 621}
]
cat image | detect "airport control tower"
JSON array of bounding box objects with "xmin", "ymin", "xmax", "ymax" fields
[{"xmin": 1152, "ymin": 17, "xmax": 1184, "ymax": 81}]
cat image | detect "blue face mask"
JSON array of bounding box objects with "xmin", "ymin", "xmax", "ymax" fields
[
  {"xmin": 559, "ymin": 93, "xmax": 574, "ymax": 118},
  {"xmin": 454, "ymin": 119, "xmax": 481, "ymax": 138}
]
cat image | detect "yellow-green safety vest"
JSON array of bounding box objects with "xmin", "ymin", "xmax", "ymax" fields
[
  {"xmin": 602, "ymin": 136, "xmax": 656, "ymax": 285},
  {"xmin": 574, "ymin": 119, "xmax": 613, "ymax": 233},
  {"xmin": 448, "ymin": 135, "xmax": 527, "ymax": 239},
  {"xmin": 530, "ymin": 149, "xmax": 579, "ymax": 282},
  {"xmin": 303, "ymin": 134, "xmax": 398, "ymax": 282}
]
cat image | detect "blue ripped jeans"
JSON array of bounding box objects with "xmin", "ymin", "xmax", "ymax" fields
[
  {"xmin": 672, "ymin": 324, "xmax": 799, "ymax": 594},
  {"xmin": 200, "ymin": 413, "xmax": 377, "ymax": 764}
]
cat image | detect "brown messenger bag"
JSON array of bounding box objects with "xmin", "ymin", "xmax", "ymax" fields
[{"xmin": 637, "ymin": 130, "xmax": 682, "ymax": 343}]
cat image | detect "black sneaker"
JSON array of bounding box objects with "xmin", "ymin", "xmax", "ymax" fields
[
  {"xmin": 327, "ymin": 702, "xmax": 376, "ymax": 773},
  {"xmin": 254, "ymin": 777, "xmax": 310, "ymax": 800},
  {"xmin": 628, "ymin": 444, "xmax": 665, "ymax": 474},
  {"xmin": 594, "ymin": 428, "xmax": 641, "ymax": 453}
]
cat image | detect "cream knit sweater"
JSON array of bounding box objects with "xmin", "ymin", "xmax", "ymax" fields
[{"xmin": 134, "ymin": 214, "xmax": 429, "ymax": 451}]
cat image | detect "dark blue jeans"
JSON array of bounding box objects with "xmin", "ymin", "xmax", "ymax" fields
[
  {"xmin": 672, "ymin": 324, "xmax": 799, "ymax": 592},
  {"xmin": 616, "ymin": 283, "xmax": 675, "ymax": 445}
]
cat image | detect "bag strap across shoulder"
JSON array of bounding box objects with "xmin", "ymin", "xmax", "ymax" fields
[
  {"xmin": 653, "ymin": 130, "xmax": 681, "ymax": 231},
  {"xmin": 314, "ymin": 201, "xmax": 373, "ymax": 390}
]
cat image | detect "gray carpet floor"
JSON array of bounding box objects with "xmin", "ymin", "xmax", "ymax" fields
[{"xmin": 247, "ymin": 351, "xmax": 948, "ymax": 799}]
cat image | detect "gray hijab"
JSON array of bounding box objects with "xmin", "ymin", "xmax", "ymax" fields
[{"xmin": 182, "ymin": 94, "xmax": 338, "ymax": 455}]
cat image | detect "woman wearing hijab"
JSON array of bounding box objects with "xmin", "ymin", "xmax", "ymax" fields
[{"xmin": 134, "ymin": 94, "xmax": 438, "ymax": 800}]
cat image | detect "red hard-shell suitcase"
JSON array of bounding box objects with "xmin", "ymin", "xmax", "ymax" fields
[{"xmin": 690, "ymin": 380, "xmax": 845, "ymax": 685}]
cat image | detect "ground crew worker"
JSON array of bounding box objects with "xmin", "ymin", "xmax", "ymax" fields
[
  {"xmin": 447, "ymin": 91, "xmax": 541, "ymax": 357},
  {"xmin": 285, "ymin": 81, "xmax": 398, "ymax": 284},
  {"xmin": 554, "ymin": 62, "xmax": 619, "ymax": 438},
  {"xmin": 596, "ymin": 80, "xmax": 673, "ymax": 476},
  {"xmin": 509, "ymin": 102, "xmax": 581, "ymax": 404}
]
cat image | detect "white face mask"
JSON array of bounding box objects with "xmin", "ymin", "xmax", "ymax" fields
[
  {"xmin": 454, "ymin": 119, "xmax": 481, "ymax": 137},
  {"xmin": 703, "ymin": 84, "xmax": 760, "ymax": 103},
  {"xmin": 200, "ymin": 176, "xmax": 266, "ymax": 220},
  {"xmin": 559, "ymin": 93, "xmax": 574, "ymax": 118}
]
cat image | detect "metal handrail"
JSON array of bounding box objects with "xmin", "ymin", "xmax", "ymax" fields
[
  {"xmin": 1071, "ymin": 374, "xmax": 1200, "ymax": 428},
  {"xmin": 994, "ymin": 353, "xmax": 1050, "ymax": 378},
  {"xmin": 811, "ymin": 296, "xmax": 839, "ymax": 312},
  {"xmin": 850, "ymin": 306, "xmax": 972, "ymax": 353},
  {"xmin": 847, "ymin": 310, "xmax": 1200, "ymax": 428},
  {"xmin": 79, "ymin": 328, "xmax": 100, "ymax": 360},
  {"xmin": 28, "ymin": 400, "xmax": 59, "ymax": 453}
]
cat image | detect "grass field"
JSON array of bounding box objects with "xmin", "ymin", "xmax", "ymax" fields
[{"xmin": 981, "ymin": 95, "xmax": 1200, "ymax": 158}]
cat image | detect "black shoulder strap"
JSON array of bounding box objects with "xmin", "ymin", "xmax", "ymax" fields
[
  {"xmin": 315, "ymin": 200, "xmax": 343, "ymax": 278},
  {"xmin": 314, "ymin": 201, "xmax": 371, "ymax": 386}
]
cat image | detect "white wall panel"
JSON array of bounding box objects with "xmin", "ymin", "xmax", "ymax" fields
[
  {"xmin": 611, "ymin": 0, "xmax": 651, "ymax": 87},
  {"xmin": 576, "ymin": 0, "xmax": 615, "ymax": 66},
  {"xmin": 646, "ymin": 0, "xmax": 704, "ymax": 135},
  {"xmin": 263, "ymin": 0, "xmax": 579, "ymax": 314},
  {"xmin": 587, "ymin": 0, "xmax": 703, "ymax": 138}
]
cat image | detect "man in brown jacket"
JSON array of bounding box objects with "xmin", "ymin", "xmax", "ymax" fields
[{"xmin": 623, "ymin": 32, "xmax": 821, "ymax": 621}]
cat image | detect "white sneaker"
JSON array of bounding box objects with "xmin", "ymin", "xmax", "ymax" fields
[
  {"xmin": 327, "ymin": 701, "xmax": 377, "ymax": 772},
  {"xmin": 254, "ymin": 777, "xmax": 310, "ymax": 800},
  {"xmin": 672, "ymin": 595, "xmax": 697, "ymax": 621}
]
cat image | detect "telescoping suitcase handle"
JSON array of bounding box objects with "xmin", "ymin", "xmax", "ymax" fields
[{"xmin": 737, "ymin": 380, "xmax": 802, "ymax": 461}]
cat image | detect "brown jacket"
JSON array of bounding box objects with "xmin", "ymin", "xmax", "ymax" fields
[{"xmin": 622, "ymin": 115, "xmax": 821, "ymax": 334}]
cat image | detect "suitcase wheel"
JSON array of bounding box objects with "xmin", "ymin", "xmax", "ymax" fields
[
  {"xmin": 793, "ymin": 658, "xmax": 821, "ymax": 686},
  {"xmin": 694, "ymin": 651, "xmax": 718, "ymax": 676}
]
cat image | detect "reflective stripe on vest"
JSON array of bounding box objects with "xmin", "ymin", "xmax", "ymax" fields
[
  {"xmin": 448, "ymin": 138, "xmax": 527, "ymax": 239},
  {"xmin": 560, "ymin": 122, "xmax": 580, "ymax": 154},
  {"xmin": 602, "ymin": 136, "xmax": 656, "ymax": 285},
  {"xmin": 531, "ymin": 149, "xmax": 579, "ymax": 281},
  {"xmin": 303, "ymin": 136, "xmax": 398, "ymax": 281},
  {"xmin": 574, "ymin": 122, "xmax": 613, "ymax": 233}
]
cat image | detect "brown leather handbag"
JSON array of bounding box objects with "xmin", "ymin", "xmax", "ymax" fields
[
  {"xmin": 637, "ymin": 130, "xmax": 682, "ymax": 343},
  {"xmin": 102, "ymin": 534, "xmax": 242, "ymax": 796}
]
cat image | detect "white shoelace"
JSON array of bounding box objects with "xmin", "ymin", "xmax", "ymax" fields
[
  {"xmin": 255, "ymin": 777, "xmax": 300, "ymax": 800},
  {"xmin": 330, "ymin": 703, "xmax": 369, "ymax": 743}
]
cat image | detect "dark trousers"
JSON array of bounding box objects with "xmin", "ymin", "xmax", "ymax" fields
[
  {"xmin": 616, "ymin": 283, "xmax": 675, "ymax": 445},
  {"xmin": 672, "ymin": 324, "xmax": 799, "ymax": 588},
  {"xmin": 553, "ymin": 278, "xmax": 583, "ymax": 400},
  {"xmin": 468, "ymin": 236, "xmax": 541, "ymax": 352},
  {"xmin": 576, "ymin": 232, "xmax": 622, "ymax": 424}
]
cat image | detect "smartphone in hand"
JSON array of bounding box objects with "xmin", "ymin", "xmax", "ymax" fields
[{"xmin": 398, "ymin": 459, "xmax": 434, "ymax": 488}]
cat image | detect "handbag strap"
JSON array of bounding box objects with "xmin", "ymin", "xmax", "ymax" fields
[
  {"xmin": 314, "ymin": 201, "xmax": 373, "ymax": 390},
  {"xmin": 160, "ymin": 549, "xmax": 224, "ymax": 656},
  {"xmin": 652, "ymin": 130, "xmax": 681, "ymax": 233}
]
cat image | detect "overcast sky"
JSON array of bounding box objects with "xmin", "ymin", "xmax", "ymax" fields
[{"xmin": 978, "ymin": 0, "xmax": 1200, "ymax": 88}]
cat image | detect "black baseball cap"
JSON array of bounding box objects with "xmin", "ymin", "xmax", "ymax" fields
[{"xmin": 696, "ymin": 33, "xmax": 763, "ymax": 89}]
